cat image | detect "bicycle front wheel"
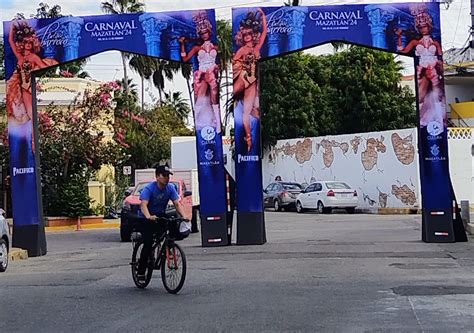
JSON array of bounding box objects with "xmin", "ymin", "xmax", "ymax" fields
[
  {"xmin": 161, "ymin": 242, "xmax": 186, "ymax": 294},
  {"xmin": 131, "ymin": 241, "xmax": 153, "ymax": 289}
]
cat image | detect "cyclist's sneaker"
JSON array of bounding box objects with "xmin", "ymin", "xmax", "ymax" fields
[{"xmin": 137, "ymin": 273, "xmax": 146, "ymax": 281}]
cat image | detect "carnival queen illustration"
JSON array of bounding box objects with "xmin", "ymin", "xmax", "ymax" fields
[
  {"xmin": 7, "ymin": 21, "xmax": 58, "ymax": 128},
  {"xmin": 395, "ymin": 4, "xmax": 445, "ymax": 128},
  {"xmin": 180, "ymin": 11, "xmax": 221, "ymax": 133},
  {"xmin": 233, "ymin": 8, "xmax": 267, "ymax": 152}
]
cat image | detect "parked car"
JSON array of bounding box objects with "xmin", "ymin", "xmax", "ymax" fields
[
  {"xmin": 120, "ymin": 179, "xmax": 193, "ymax": 242},
  {"xmin": 296, "ymin": 181, "xmax": 358, "ymax": 214},
  {"xmin": 263, "ymin": 182, "xmax": 303, "ymax": 211},
  {"xmin": 0, "ymin": 209, "xmax": 10, "ymax": 272}
]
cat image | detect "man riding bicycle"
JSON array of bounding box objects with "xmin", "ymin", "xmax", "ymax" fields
[{"xmin": 136, "ymin": 165, "xmax": 191, "ymax": 280}]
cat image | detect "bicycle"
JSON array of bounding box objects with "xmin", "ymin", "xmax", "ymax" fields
[{"xmin": 130, "ymin": 216, "xmax": 187, "ymax": 292}]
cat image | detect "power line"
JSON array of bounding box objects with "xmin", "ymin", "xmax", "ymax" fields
[{"xmin": 451, "ymin": 0, "xmax": 465, "ymax": 49}]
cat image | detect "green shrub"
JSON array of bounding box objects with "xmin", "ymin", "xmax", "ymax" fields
[{"xmin": 51, "ymin": 176, "xmax": 93, "ymax": 218}]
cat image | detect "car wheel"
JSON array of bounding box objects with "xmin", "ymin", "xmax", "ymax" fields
[
  {"xmin": 346, "ymin": 207, "xmax": 355, "ymax": 214},
  {"xmin": 317, "ymin": 201, "xmax": 325, "ymax": 214},
  {"xmin": 296, "ymin": 201, "xmax": 304, "ymax": 213},
  {"xmin": 274, "ymin": 200, "xmax": 281, "ymax": 212},
  {"xmin": 0, "ymin": 239, "xmax": 8, "ymax": 272}
]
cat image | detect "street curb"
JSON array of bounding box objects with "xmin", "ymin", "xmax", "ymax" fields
[
  {"xmin": 466, "ymin": 223, "xmax": 474, "ymax": 235},
  {"xmin": 378, "ymin": 208, "xmax": 421, "ymax": 215},
  {"xmin": 45, "ymin": 222, "xmax": 120, "ymax": 232},
  {"xmin": 10, "ymin": 247, "xmax": 28, "ymax": 261}
]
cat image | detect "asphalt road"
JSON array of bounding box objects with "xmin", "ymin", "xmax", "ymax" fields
[{"xmin": 1, "ymin": 211, "xmax": 474, "ymax": 332}]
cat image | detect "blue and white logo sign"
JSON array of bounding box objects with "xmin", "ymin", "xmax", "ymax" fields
[
  {"xmin": 201, "ymin": 126, "xmax": 216, "ymax": 141},
  {"xmin": 205, "ymin": 148, "xmax": 214, "ymax": 161},
  {"xmin": 430, "ymin": 144, "xmax": 440, "ymax": 157},
  {"xmin": 427, "ymin": 121, "xmax": 443, "ymax": 136}
]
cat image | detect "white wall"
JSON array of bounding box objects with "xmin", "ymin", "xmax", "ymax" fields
[
  {"xmin": 262, "ymin": 128, "xmax": 420, "ymax": 210},
  {"xmin": 171, "ymin": 129, "xmax": 473, "ymax": 209},
  {"xmin": 448, "ymin": 128, "xmax": 474, "ymax": 204}
]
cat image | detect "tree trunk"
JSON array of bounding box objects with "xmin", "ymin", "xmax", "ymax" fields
[
  {"xmin": 121, "ymin": 52, "xmax": 129, "ymax": 94},
  {"xmin": 186, "ymin": 78, "xmax": 194, "ymax": 114},
  {"xmin": 141, "ymin": 75, "xmax": 144, "ymax": 112}
]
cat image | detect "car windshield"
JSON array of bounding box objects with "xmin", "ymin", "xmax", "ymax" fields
[
  {"xmin": 133, "ymin": 181, "xmax": 180, "ymax": 196},
  {"xmin": 325, "ymin": 182, "xmax": 351, "ymax": 189},
  {"xmin": 133, "ymin": 182, "xmax": 148, "ymax": 195},
  {"xmin": 282, "ymin": 183, "xmax": 302, "ymax": 190}
]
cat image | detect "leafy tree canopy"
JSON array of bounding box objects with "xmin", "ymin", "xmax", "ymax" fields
[
  {"xmin": 112, "ymin": 87, "xmax": 193, "ymax": 170},
  {"xmin": 259, "ymin": 46, "xmax": 416, "ymax": 148},
  {"xmin": 38, "ymin": 82, "xmax": 125, "ymax": 215}
]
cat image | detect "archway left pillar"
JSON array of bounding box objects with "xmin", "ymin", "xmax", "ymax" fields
[
  {"xmin": 4, "ymin": 73, "xmax": 47, "ymax": 257},
  {"xmin": 12, "ymin": 74, "xmax": 47, "ymax": 256}
]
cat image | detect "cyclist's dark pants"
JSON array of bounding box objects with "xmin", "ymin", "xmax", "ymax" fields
[{"xmin": 136, "ymin": 219, "xmax": 166, "ymax": 274}]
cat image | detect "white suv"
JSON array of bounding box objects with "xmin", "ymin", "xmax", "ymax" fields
[{"xmin": 0, "ymin": 209, "xmax": 10, "ymax": 272}]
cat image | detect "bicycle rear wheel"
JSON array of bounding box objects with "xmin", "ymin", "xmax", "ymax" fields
[
  {"xmin": 131, "ymin": 241, "xmax": 154, "ymax": 289},
  {"xmin": 161, "ymin": 242, "xmax": 186, "ymax": 294}
]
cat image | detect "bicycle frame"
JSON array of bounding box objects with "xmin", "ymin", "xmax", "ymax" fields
[
  {"xmin": 130, "ymin": 216, "xmax": 187, "ymax": 291},
  {"xmin": 135, "ymin": 218, "xmax": 179, "ymax": 270}
]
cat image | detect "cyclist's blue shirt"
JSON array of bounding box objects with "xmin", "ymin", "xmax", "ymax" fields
[{"xmin": 138, "ymin": 182, "xmax": 179, "ymax": 217}]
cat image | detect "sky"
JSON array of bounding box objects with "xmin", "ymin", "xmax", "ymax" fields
[{"xmin": 1, "ymin": 0, "xmax": 472, "ymax": 104}]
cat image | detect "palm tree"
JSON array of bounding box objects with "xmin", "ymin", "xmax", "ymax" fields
[
  {"xmin": 152, "ymin": 60, "xmax": 180, "ymax": 104},
  {"xmin": 217, "ymin": 19, "xmax": 233, "ymax": 130},
  {"xmin": 35, "ymin": 2, "xmax": 63, "ymax": 18},
  {"xmin": 129, "ymin": 55, "xmax": 154, "ymax": 111},
  {"xmin": 101, "ymin": 0, "xmax": 145, "ymax": 94},
  {"xmin": 130, "ymin": 55, "xmax": 188, "ymax": 112},
  {"xmin": 179, "ymin": 63, "xmax": 194, "ymax": 112},
  {"xmin": 163, "ymin": 91, "xmax": 190, "ymax": 120},
  {"xmin": 113, "ymin": 78, "xmax": 139, "ymax": 115}
]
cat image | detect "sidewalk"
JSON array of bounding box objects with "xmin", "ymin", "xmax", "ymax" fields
[
  {"xmin": 6, "ymin": 218, "xmax": 120, "ymax": 232},
  {"xmin": 8, "ymin": 219, "xmax": 120, "ymax": 261},
  {"xmin": 45, "ymin": 219, "xmax": 120, "ymax": 232}
]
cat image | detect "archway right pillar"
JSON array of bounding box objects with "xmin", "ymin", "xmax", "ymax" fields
[{"xmin": 231, "ymin": 3, "xmax": 463, "ymax": 244}]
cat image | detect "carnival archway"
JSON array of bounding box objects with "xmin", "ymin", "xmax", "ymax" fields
[
  {"xmin": 231, "ymin": 3, "xmax": 467, "ymax": 245},
  {"xmin": 3, "ymin": 10, "xmax": 229, "ymax": 255},
  {"xmin": 3, "ymin": 3, "xmax": 468, "ymax": 255}
]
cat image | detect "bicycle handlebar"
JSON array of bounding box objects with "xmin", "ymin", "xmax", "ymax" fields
[{"xmin": 133, "ymin": 215, "xmax": 188, "ymax": 225}]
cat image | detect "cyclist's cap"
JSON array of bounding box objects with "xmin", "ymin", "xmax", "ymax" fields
[{"xmin": 155, "ymin": 165, "xmax": 173, "ymax": 175}]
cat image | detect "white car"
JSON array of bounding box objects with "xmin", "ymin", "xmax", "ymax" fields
[
  {"xmin": 0, "ymin": 209, "xmax": 9, "ymax": 272},
  {"xmin": 296, "ymin": 181, "xmax": 358, "ymax": 214}
]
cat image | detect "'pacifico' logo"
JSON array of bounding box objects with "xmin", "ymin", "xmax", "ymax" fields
[
  {"xmin": 13, "ymin": 167, "xmax": 34, "ymax": 177},
  {"xmin": 237, "ymin": 154, "xmax": 259, "ymax": 163}
]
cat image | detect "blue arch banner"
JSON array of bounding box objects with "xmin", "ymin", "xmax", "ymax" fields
[
  {"xmin": 3, "ymin": 9, "xmax": 228, "ymax": 248},
  {"xmin": 232, "ymin": 3, "xmax": 455, "ymax": 243}
]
